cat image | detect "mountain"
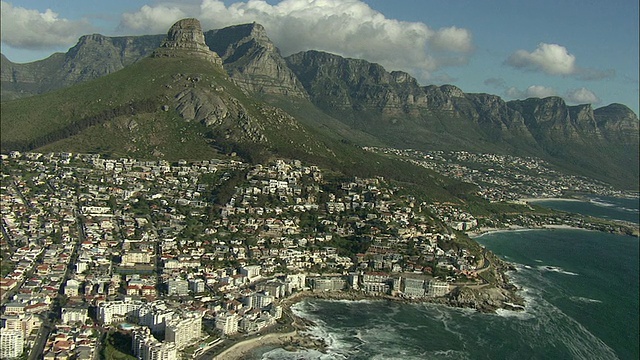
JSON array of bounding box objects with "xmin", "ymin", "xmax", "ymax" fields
[
  {"xmin": 0, "ymin": 19, "xmax": 326, "ymax": 163},
  {"xmin": 284, "ymin": 50, "xmax": 638, "ymax": 188},
  {"xmin": 204, "ymin": 23, "xmax": 308, "ymax": 98},
  {"xmin": 1, "ymin": 34, "xmax": 164, "ymax": 100},
  {"xmin": 1, "ymin": 22, "xmax": 306, "ymax": 100},
  {"xmin": 1, "ymin": 20, "xmax": 638, "ymax": 190}
]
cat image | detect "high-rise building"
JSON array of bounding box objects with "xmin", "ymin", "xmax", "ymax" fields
[
  {"xmin": 0, "ymin": 328, "xmax": 24, "ymax": 359},
  {"xmin": 98, "ymin": 300, "xmax": 143, "ymax": 324},
  {"xmin": 138, "ymin": 301, "xmax": 175, "ymax": 333},
  {"xmin": 188, "ymin": 279, "xmax": 206, "ymax": 293},
  {"xmin": 166, "ymin": 279, "xmax": 189, "ymax": 296},
  {"xmin": 403, "ymin": 278, "xmax": 426, "ymax": 297},
  {"xmin": 61, "ymin": 306, "xmax": 88, "ymax": 324},
  {"xmin": 427, "ymin": 280, "xmax": 449, "ymax": 297},
  {"xmin": 239, "ymin": 265, "xmax": 261, "ymax": 280},
  {"xmin": 165, "ymin": 312, "xmax": 203, "ymax": 349},
  {"xmin": 132, "ymin": 327, "xmax": 177, "ymax": 360},
  {"xmin": 215, "ymin": 312, "xmax": 238, "ymax": 335}
]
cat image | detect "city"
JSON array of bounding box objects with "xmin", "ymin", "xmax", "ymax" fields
[{"xmin": 0, "ymin": 151, "xmax": 636, "ymax": 359}]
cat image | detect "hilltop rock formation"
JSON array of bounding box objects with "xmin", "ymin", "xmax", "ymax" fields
[{"xmin": 154, "ymin": 18, "xmax": 222, "ymax": 66}]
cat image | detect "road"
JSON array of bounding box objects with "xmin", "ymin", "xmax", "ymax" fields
[{"xmin": 28, "ymin": 321, "xmax": 53, "ymax": 360}]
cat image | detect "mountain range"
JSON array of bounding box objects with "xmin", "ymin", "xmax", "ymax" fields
[{"xmin": 1, "ymin": 19, "xmax": 638, "ymax": 190}]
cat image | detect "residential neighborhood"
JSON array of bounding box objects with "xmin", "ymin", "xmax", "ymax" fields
[{"xmin": 0, "ymin": 151, "xmax": 634, "ymax": 359}]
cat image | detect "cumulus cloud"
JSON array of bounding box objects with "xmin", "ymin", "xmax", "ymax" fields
[
  {"xmin": 505, "ymin": 43, "xmax": 576, "ymax": 76},
  {"xmin": 117, "ymin": 0, "xmax": 475, "ymax": 79},
  {"xmin": 565, "ymin": 87, "xmax": 600, "ymax": 104},
  {"xmin": 430, "ymin": 26, "xmax": 473, "ymax": 53},
  {"xmin": 506, "ymin": 85, "xmax": 557, "ymax": 99},
  {"xmin": 505, "ymin": 85, "xmax": 600, "ymax": 105},
  {"xmin": 119, "ymin": 4, "xmax": 188, "ymax": 33},
  {"xmin": 505, "ymin": 42, "xmax": 614, "ymax": 82},
  {"xmin": 0, "ymin": 1, "xmax": 94, "ymax": 49}
]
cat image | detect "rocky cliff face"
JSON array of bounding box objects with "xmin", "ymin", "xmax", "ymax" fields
[
  {"xmin": 285, "ymin": 50, "xmax": 431, "ymax": 117},
  {"xmin": 284, "ymin": 49, "xmax": 637, "ymax": 187},
  {"xmin": 506, "ymin": 97, "xmax": 638, "ymax": 146},
  {"xmin": 205, "ymin": 23, "xmax": 308, "ymax": 98},
  {"xmin": 1, "ymin": 34, "xmax": 163, "ymax": 99}
]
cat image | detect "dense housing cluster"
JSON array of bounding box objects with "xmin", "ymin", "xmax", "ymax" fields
[{"xmin": 1, "ymin": 150, "xmax": 633, "ymax": 359}]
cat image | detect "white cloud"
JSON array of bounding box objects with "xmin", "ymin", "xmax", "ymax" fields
[
  {"xmin": 0, "ymin": 1, "xmax": 94, "ymax": 49},
  {"xmin": 506, "ymin": 85, "xmax": 557, "ymax": 99},
  {"xmin": 566, "ymin": 87, "xmax": 600, "ymax": 104},
  {"xmin": 118, "ymin": 4, "xmax": 188, "ymax": 33},
  {"xmin": 505, "ymin": 42, "xmax": 615, "ymax": 82},
  {"xmin": 505, "ymin": 43, "xmax": 576, "ymax": 76},
  {"xmin": 117, "ymin": 0, "xmax": 475, "ymax": 78},
  {"xmin": 430, "ymin": 26, "xmax": 473, "ymax": 53}
]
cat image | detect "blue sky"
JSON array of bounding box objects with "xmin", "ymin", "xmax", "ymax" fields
[{"xmin": 1, "ymin": 0, "xmax": 638, "ymax": 114}]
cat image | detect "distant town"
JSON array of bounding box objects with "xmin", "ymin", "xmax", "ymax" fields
[{"xmin": 1, "ymin": 150, "xmax": 636, "ymax": 360}]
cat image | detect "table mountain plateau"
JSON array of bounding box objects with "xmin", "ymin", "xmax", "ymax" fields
[{"xmin": 1, "ymin": 19, "xmax": 637, "ymax": 189}]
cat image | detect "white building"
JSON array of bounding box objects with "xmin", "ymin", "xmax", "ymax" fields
[
  {"xmin": 215, "ymin": 312, "xmax": 238, "ymax": 335},
  {"xmin": 122, "ymin": 251, "xmax": 151, "ymax": 266},
  {"xmin": 189, "ymin": 279, "xmax": 206, "ymax": 293},
  {"xmin": 132, "ymin": 327, "xmax": 177, "ymax": 360},
  {"xmin": 0, "ymin": 328, "xmax": 24, "ymax": 359},
  {"xmin": 138, "ymin": 302, "xmax": 175, "ymax": 333},
  {"xmin": 166, "ymin": 279, "xmax": 189, "ymax": 296},
  {"xmin": 76, "ymin": 261, "xmax": 90, "ymax": 274},
  {"xmin": 64, "ymin": 279, "xmax": 81, "ymax": 297},
  {"xmin": 285, "ymin": 273, "xmax": 307, "ymax": 293},
  {"xmin": 403, "ymin": 278, "xmax": 425, "ymax": 297},
  {"xmin": 98, "ymin": 300, "xmax": 143, "ymax": 324},
  {"xmin": 427, "ymin": 280, "xmax": 450, "ymax": 297},
  {"xmin": 61, "ymin": 306, "xmax": 88, "ymax": 324},
  {"xmin": 251, "ymin": 292, "xmax": 274, "ymax": 309},
  {"xmin": 165, "ymin": 312, "xmax": 203, "ymax": 349},
  {"xmin": 239, "ymin": 265, "xmax": 261, "ymax": 280}
]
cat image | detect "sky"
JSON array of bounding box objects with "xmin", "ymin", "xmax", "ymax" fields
[{"xmin": 1, "ymin": 0, "xmax": 638, "ymax": 114}]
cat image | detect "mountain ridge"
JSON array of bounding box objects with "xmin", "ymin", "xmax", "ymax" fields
[{"xmin": 1, "ymin": 20, "xmax": 638, "ymax": 189}]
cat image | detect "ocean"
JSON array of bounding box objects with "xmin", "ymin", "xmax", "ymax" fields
[{"xmin": 248, "ymin": 197, "xmax": 639, "ymax": 360}]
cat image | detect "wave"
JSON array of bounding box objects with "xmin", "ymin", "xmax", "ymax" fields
[
  {"xmin": 537, "ymin": 265, "xmax": 579, "ymax": 276},
  {"xmin": 260, "ymin": 348, "xmax": 330, "ymax": 360},
  {"xmin": 589, "ymin": 198, "xmax": 616, "ymax": 208},
  {"xmin": 569, "ymin": 296, "xmax": 603, "ymax": 304},
  {"xmin": 286, "ymin": 263, "xmax": 620, "ymax": 359}
]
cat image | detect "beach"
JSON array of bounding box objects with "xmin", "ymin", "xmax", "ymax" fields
[
  {"xmin": 212, "ymin": 331, "xmax": 298, "ymax": 360},
  {"xmin": 519, "ymin": 197, "xmax": 584, "ymax": 203}
]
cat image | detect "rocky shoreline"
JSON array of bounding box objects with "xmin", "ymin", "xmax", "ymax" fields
[{"xmin": 209, "ymin": 256, "xmax": 526, "ymax": 358}]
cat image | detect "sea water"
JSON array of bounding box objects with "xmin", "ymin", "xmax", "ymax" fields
[{"xmin": 248, "ymin": 198, "xmax": 639, "ymax": 360}]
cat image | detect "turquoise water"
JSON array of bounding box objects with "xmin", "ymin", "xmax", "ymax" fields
[
  {"xmin": 248, "ymin": 199, "xmax": 639, "ymax": 360},
  {"xmin": 531, "ymin": 195, "xmax": 639, "ymax": 224}
]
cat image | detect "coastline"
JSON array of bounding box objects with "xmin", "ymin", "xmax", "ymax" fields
[
  {"xmin": 208, "ymin": 221, "xmax": 630, "ymax": 359},
  {"xmin": 212, "ymin": 331, "xmax": 298, "ymax": 360},
  {"xmin": 467, "ymin": 224, "xmax": 585, "ymax": 239},
  {"xmin": 520, "ymin": 197, "xmax": 584, "ymax": 203}
]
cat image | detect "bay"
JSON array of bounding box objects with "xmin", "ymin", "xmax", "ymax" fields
[
  {"xmin": 247, "ymin": 200, "xmax": 639, "ymax": 360},
  {"xmin": 530, "ymin": 195, "xmax": 639, "ymax": 224}
]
